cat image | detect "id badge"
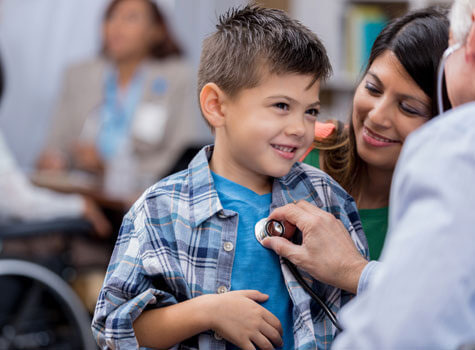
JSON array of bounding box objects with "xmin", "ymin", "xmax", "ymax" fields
[{"xmin": 131, "ymin": 103, "xmax": 168, "ymax": 145}]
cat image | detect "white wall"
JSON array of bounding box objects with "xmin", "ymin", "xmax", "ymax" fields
[
  {"xmin": 0, "ymin": 0, "xmax": 109, "ymax": 170},
  {"xmin": 0, "ymin": 0, "xmax": 246, "ymax": 171}
]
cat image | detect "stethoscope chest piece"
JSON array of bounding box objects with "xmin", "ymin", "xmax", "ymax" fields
[{"xmin": 255, "ymin": 218, "xmax": 285, "ymax": 245}]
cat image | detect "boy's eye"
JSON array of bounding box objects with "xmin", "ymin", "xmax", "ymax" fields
[
  {"xmin": 274, "ymin": 102, "xmax": 289, "ymax": 111},
  {"xmin": 306, "ymin": 108, "xmax": 320, "ymax": 117}
]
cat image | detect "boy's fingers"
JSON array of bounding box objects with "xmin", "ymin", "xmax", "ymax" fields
[
  {"xmin": 240, "ymin": 290, "xmax": 269, "ymax": 303},
  {"xmin": 259, "ymin": 320, "xmax": 283, "ymax": 345},
  {"xmin": 251, "ymin": 332, "xmax": 275, "ymax": 350},
  {"xmin": 262, "ymin": 308, "xmax": 283, "ymax": 336},
  {"xmin": 238, "ymin": 340, "xmax": 256, "ymax": 350},
  {"xmin": 259, "ymin": 323, "xmax": 283, "ymax": 348}
]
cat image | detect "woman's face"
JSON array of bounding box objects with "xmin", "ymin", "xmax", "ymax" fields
[
  {"xmin": 103, "ymin": 0, "xmax": 162, "ymax": 61},
  {"xmin": 352, "ymin": 50, "xmax": 432, "ymax": 172}
]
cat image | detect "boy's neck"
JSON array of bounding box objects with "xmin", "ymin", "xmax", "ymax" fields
[{"xmin": 209, "ymin": 146, "xmax": 272, "ymax": 195}]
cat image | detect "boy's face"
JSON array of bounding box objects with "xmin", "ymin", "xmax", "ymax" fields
[{"xmin": 212, "ymin": 72, "xmax": 320, "ymax": 192}]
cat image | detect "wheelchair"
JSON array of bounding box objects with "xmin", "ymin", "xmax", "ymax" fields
[{"xmin": 0, "ymin": 219, "xmax": 98, "ymax": 350}]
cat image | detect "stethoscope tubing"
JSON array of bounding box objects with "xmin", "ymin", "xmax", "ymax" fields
[{"xmin": 283, "ymin": 257, "xmax": 343, "ymax": 332}]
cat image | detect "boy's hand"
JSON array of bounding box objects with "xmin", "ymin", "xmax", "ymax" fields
[{"xmin": 206, "ymin": 290, "xmax": 283, "ymax": 350}]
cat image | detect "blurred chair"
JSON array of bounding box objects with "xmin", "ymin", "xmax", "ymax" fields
[
  {"xmin": 163, "ymin": 144, "xmax": 206, "ymax": 178},
  {"xmin": 0, "ymin": 219, "xmax": 97, "ymax": 350}
]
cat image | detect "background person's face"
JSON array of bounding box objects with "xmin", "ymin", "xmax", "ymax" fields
[
  {"xmin": 352, "ymin": 50, "xmax": 431, "ymax": 172},
  {"xmin": 103, "ymin": 0, "xmax": 162, "ymax": 62}
]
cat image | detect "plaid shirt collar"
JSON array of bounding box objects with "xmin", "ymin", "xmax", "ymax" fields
[{"xmin": 187, "ymin": 144, "xmax": 320, "ymax": 228}]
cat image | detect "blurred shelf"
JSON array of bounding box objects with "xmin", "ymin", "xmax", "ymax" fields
[
  {"xmin": 325, "ymin": 72, "xmax": 358, "ymax": 91},
  {"xmin": 291, "ymin": 0, "xmax": 451, "ymax": 120}
]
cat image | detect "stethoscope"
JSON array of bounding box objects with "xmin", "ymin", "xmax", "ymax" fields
[
  {"xmin": 436, "ymin": 42, "xmax": 462, "ymax": 115},
  {"xmin": 255, "ymin": 218, "xmax": 343, "ymax": 332}
]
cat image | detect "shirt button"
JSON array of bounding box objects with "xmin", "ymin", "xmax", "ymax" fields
[
  {"xmin": 223, "ymin": 242, "xmax": 234, "ymax": 252},
  {"xmin": 217, "ymin": 211, "xmax": 226, "ymax": 219},
  {"xmin": 214, "ymin": 332, "xmax": 223, "ymax": 340},
  {"xmin": 217, "ymin": 285, "xmax": 228, "ymax": 294}
]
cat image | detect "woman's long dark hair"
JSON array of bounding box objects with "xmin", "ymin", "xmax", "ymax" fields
[
  {"xmin": 103, "ymin": 0, "xmax": 182, "ymax": 59},
  {"xmin": 315, "ymin": 8, "xmax": 449, "ymax": 200}
]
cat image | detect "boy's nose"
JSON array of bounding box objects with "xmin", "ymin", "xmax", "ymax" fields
[{"xmin": 285, "ymin": 115, "xmax": 306, "ymax": 137}]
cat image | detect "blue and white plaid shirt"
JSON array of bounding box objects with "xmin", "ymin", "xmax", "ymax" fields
[{"xmin": 92, "ymin": 145, "xmax": 369, "ymax": 349}]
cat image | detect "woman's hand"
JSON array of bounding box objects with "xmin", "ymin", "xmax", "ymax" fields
[
  {"xmin": 73, "ymin": 143, "xmax": 104, "ymax": 174},
  {"xmin": 36, "ymin": 150, "xmax": 68, "ymax": 171},
  {"xmin": 82, "ymin": 197, "xmax": 112, "ymax": 238},
  {"xmin": 205, "ymin": 290, "xmax": 283, "ymax": 350},
  {"xmin": 262, "ymin": 200, "xmax": 368, "ymax": 294}
]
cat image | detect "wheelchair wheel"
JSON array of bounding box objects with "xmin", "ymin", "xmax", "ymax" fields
[{"xmin": 0, "ymin": 259, "xmax": 96, "ymax": 350}]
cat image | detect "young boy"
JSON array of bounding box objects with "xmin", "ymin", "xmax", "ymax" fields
[{"xmin": 92, "ymin": 6, "xmax": 368, "ymax": 350}]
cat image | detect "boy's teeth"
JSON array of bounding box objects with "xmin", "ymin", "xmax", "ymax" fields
[{"xmin": 274, "ymin": 145, "xmax": 295, "ymax": 152}]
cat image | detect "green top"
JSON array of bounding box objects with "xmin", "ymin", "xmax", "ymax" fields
[{"xmin": 302, "ymin": 148, "xmax": 388, "ymax": 260}]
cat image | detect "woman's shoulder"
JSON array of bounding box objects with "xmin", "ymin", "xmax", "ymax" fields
[
  {"xmin": 61, "ymin": 58, "xmax": 107, "ymax": 83},
  {"xmin": 66, "ymin": 57, "xmax": 106, "ymax": 73}
]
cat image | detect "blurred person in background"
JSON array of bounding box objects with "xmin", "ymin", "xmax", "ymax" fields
[
  {"xmin": 37, "ymin": 0, "xmax": 194, "ymax": 202},
  {"xmin": 0, "ymin": 50, "xmax": 111, "ymax": 312},
  {"xmin": 0, "ymin": 55, "xmax": 111, "ymax": 237}
]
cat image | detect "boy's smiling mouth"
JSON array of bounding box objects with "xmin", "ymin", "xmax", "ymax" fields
[{"xmin": 271, "ymin": 144, "xmax": 298, "ymax": 159}]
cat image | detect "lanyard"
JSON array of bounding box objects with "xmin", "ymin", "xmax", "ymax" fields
[{"xmin": 97, "ymin": 65, "xmax": 145, "ymax": 160}]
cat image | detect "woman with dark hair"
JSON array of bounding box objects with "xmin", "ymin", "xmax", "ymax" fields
[
  {"xmin": 38, "ymin": 0, "xmax": 194, "ymax": 201},
  {"xmin": 302, "ymin": 8, "xmax": 449, "ymax": 260}
]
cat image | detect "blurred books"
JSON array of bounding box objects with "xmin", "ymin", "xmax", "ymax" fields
[{"xmin": 344, "ymin": 4, "xmax": 388, "ymax": 78}]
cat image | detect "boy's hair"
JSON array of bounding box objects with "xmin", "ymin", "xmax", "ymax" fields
[{"xmin": 198, "ymin": 5, "xmax": 332, "ymax": 124}]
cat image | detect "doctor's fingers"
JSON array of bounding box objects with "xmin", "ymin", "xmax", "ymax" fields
[
  {"xmin": 268, "ymin": 202, "xmax": 314, "ymax": 229},
  {"xmin": 293, "ymin": 200, "xmax": 349, "ymax": 235}
]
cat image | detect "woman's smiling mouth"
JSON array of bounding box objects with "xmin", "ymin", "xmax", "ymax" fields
[{"xmin": 362, "ymin": 127, "xmax": 400, "ymax": 147}]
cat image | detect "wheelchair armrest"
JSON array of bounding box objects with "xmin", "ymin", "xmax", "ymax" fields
[{"xmin": 0, "ymin": 218, "xmax": 92, "ymax": 239}]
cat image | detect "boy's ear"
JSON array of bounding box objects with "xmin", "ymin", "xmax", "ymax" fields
[
  {"xmin": 199, "ymin": 83, "xmax": 228, "ymax": 128},
  {"xmin": 466, "ymin": 9, "xmax": 475, "ymax": 62}
]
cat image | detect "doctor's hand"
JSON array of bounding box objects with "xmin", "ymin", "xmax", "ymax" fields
[{"xmin": 262, "ymin": 200, "xmax": 368, "ymax": 294}]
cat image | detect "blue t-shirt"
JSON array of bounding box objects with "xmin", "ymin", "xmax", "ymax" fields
[{"xmin": 212, "ymin": 172, "xmax": 294, "ymax": 350}]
